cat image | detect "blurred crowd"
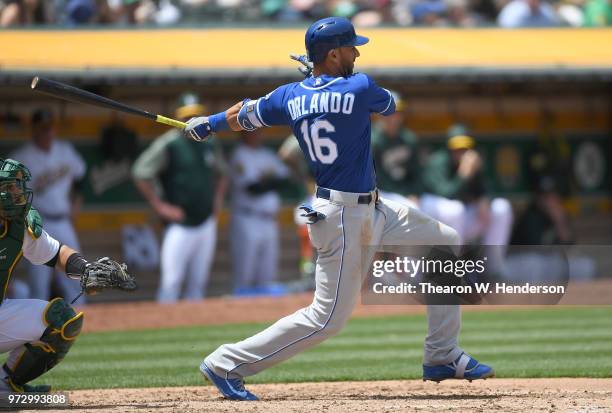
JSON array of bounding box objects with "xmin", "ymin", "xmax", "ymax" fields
[
  {"xmin": 0, "ymin": 0, "xmax": 610, "ymax": 27},
  {"xmin": 5, "ymin": 90, "xmax": 598, "ymax": 304}
]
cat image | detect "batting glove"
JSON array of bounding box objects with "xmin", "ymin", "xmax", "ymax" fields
[
  {"xmin": 290, "ymin": 53, "xmax": 313, "ymax": 78},
  {"xmin": 299, "ymin": 204, "xmax": 326, "ymax": 224},
  {"xmin": 184, "ymin": 116, "xmax": 212, "ymax": 142}
]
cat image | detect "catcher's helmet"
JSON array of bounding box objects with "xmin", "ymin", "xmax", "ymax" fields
[
  {"xmin": 0, "ymin": 158, "xmax": 33, "ymax": 220},
  {"xmin": 305, "ymin": 17, "xmax": 369, "ymax": 64}
]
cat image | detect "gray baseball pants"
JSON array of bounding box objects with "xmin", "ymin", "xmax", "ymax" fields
[{"xmin": 205, "ymin": 190, "xmax": 463, "ymax": 378}]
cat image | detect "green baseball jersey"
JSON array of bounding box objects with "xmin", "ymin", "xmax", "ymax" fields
[
  {"xmin": 0, "ymin": 208, "xmax": 43, "ymax": 303},
  {"xmin": 422, "ymin": 149, "xmax": 486, "ymax": 202},
  {"xmin": 371, "ymin": 125, "xmax": 423, "ymax": 195},
  {"xmin": 133, "ymin": 129, "xmax": 227, "ymax": 227}
]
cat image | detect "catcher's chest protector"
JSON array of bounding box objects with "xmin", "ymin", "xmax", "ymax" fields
[{"xmin": 0, "ymin": 218, "xmax": 25, "ymax": 304}]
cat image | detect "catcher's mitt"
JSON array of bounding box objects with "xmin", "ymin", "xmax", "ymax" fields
[{"xmin": 71, "ymin": 257, "xmax": 137, "ymax": 302}]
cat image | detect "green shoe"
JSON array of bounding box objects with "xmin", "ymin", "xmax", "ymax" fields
[
  {"xmin": 7, "ymin": 378, "xmax": 52, "ymax": 393},
  {"xmin": 22, "ymin": 383, "xmax": 52, "ymax": 393}
]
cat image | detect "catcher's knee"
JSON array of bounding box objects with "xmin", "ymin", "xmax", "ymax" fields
[
  {"xmin": 3, "ymin": 298, "xmax": 83, "ymax": 388},
  {"xmin": 43, "ymin": 297, "xmax": 84, "ymax": 345}
]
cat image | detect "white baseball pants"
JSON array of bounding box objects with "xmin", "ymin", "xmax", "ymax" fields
[
  {"xmin": 230, "ymin": 212, "xmax": 279, "ymax": 290},
  {"xmin": 0, "ymin": 299, "xmax": 48, "ymax": 372},
  {"xmin": 157, "ymin": 216, "xmax": 217, "ymax": 303},
  {"xmin": 419, "ymin": 194, "xmax": 513, "ymax": 246}
]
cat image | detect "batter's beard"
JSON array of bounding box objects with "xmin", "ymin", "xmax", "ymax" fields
[{"xmin": 341, "ymin": 64, "xmax": 354, "ymax": 78}]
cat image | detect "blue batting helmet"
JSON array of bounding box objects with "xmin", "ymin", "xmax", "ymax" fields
[{"xmin": 305, "ymin": 17, "xmax": 369, "ymax": 64}]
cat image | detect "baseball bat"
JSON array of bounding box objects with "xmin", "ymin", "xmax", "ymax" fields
[{"xmin": 30, "ymin": 76, "xmax": 186, "ymax": 129}]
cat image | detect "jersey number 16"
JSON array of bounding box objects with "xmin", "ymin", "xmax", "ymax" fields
[{"xmin": 300, "ymin": 119, "xmax": 338, "ymax": 165}]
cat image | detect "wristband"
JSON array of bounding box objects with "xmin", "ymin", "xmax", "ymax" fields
[
  {"xmin": 66, "ymin": 252, "xmax": 88, "ymax": 277},
  {"xmin": 208, "ymin": 112, "xmax": 229, "ymax": 132}
]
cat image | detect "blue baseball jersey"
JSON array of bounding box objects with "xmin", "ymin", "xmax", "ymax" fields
[{"xmin": 245, "ymin": 73, "xmax": 395, "ymax": 193}]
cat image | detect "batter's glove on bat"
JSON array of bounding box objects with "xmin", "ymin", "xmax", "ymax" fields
[
  {"xmin": 185, "ymin": 116, "xmax": 212, "ymax": 142},
  {"xmin": 290, "ymin": 54, "xmax": 313, "ymax": 78}
]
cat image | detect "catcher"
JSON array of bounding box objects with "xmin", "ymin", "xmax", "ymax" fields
[{"xmin": 0, "ymin": 158, "xmax": 136, "ymax": 395}]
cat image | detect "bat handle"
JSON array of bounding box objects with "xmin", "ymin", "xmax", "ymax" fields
[{"xmin": 156, "ymin": 115, "xmax": 187, "ymax": 129}]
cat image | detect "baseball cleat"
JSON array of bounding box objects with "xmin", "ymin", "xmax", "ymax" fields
[
  {"xmin": 0, "ymin": 378, "xmax": 51, "ymax": 396},
  {"xmin": 200, "ymin": 361, "xmax": 259, "ymax": 401},
  {"xmin": 17, "ymin": 382, "xmax": 52, "ymax": 392},
  {"xmin": 422, "ymin": 352, "xmax": 494, "ymax": 383}
]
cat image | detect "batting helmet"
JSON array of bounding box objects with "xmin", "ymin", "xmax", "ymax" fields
[
  {"xmin": 305, "ymin": 17, "xmax": 369, "ymax": 64},
  {"xmin": 0, "ymin": 159, "xmax": 33, "ymax": 221}
]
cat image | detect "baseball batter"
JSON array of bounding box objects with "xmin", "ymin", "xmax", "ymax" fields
[
  {"xmin": 0, "ymin": 158, "xmax": 135, "ymax": 395},
  {"xmin": 185, "ymin": 17, "xmax": 494, "ymax": 401},
  {"xmin": 10, "ymin": 108, "xmax": 86, "ymax": 304}
]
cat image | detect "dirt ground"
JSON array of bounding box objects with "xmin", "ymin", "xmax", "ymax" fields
[
  {"xmin": 33, "ymin": 379, "xmax": 612, "ymax": 413},
  {"xmin": 56, "ymin": 286, "xmax": 612, "ymax": 412}
]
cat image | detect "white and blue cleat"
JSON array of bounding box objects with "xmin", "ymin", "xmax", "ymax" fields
[
  {"xmin": 423, "ymin": 353, "xmax": 495, "ymax": 383},
  {"xmin": 200, "ymin": 361, "xmax": 259, "ymax": 401}
]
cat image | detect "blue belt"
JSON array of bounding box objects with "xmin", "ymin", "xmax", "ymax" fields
[{"xmin": 316, "ymin": 187, "xmax": 377, "ymax": 205}]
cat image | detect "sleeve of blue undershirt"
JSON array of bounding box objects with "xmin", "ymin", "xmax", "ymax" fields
[
  {"xmin": 364, "ymin": 74, "xmax": 395, "ymax": 115},
  {"xmin": 253, "ymin": 84, "xmax": 291, "ymax": 126}
]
